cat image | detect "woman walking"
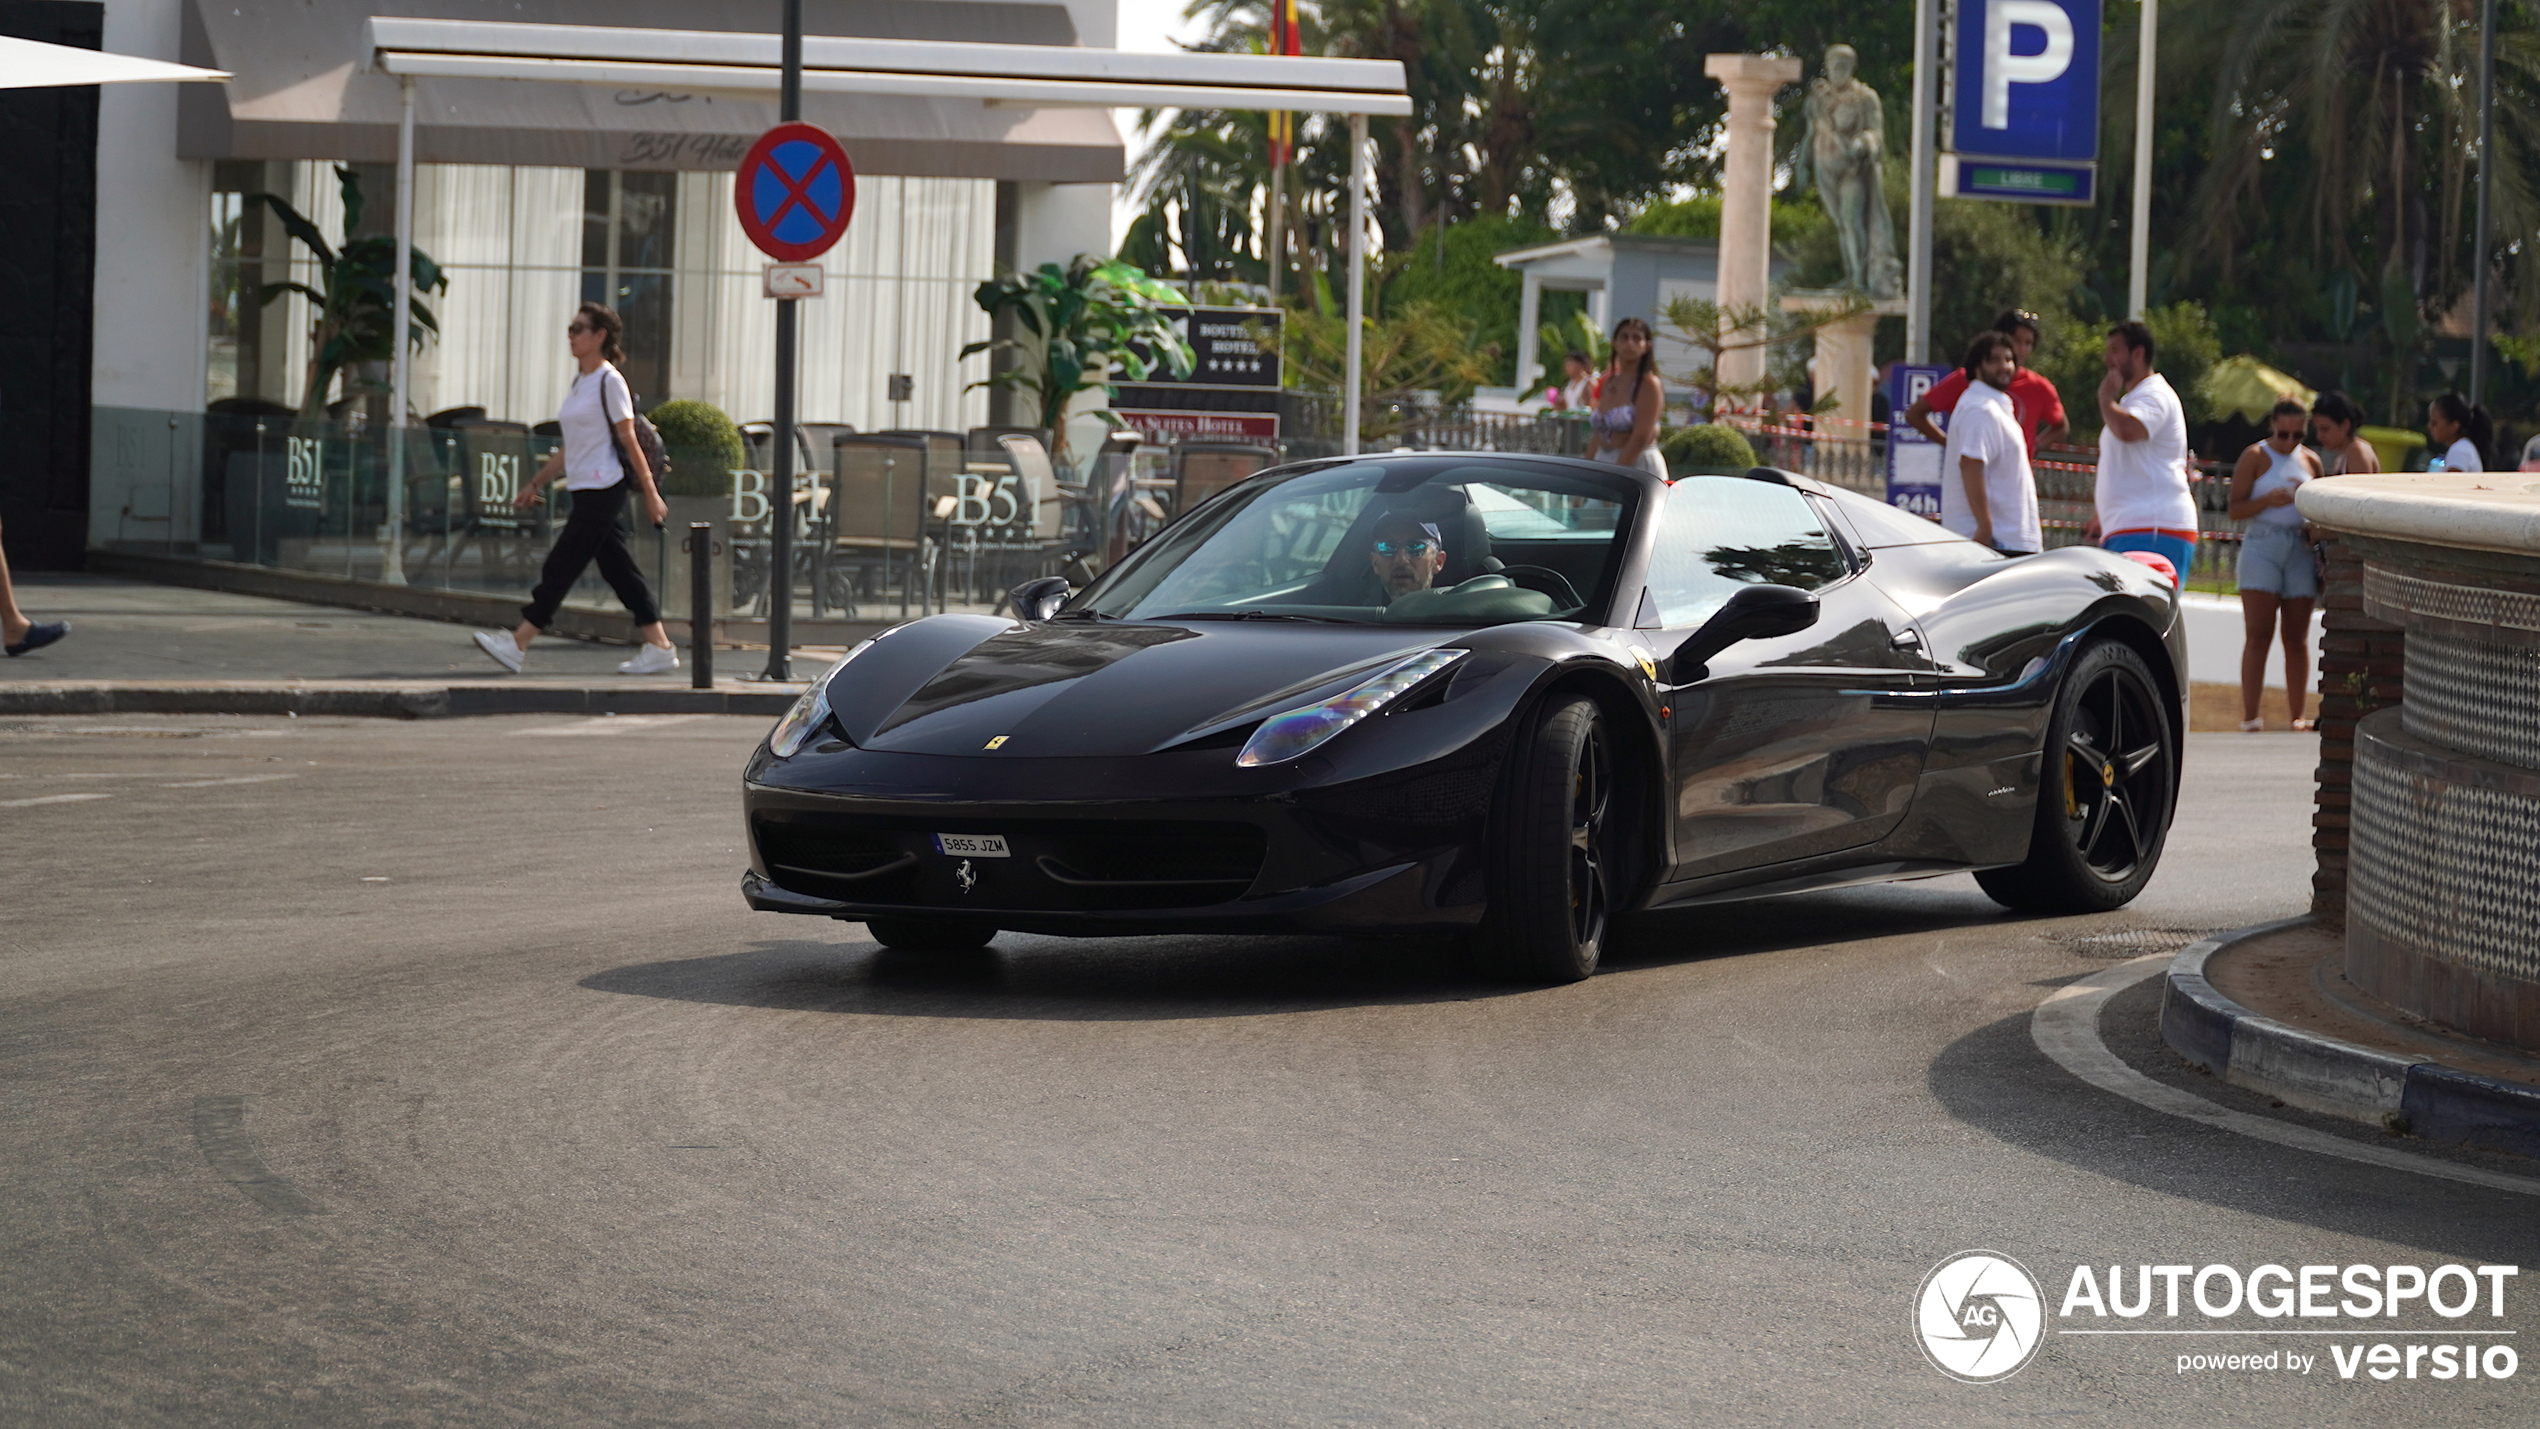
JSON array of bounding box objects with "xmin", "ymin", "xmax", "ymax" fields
[
  {"xmin": 1588, "ymin": 318, "xmax": 1667, "ymax": 478},
  {"xmin": 2227, "ymin": 400, "xmax": 2325, "ymax": 732},
  {"xmin": 473, "ymin": 303, "xmax": 679, "ymax": 675},
  {"xmin": 2426, "ymin": 392, "xmax": 2493, "ymax": 473},
  {"xmin": 2308, "ymin": 390, "xmax": 2380, "ymax": 475}
]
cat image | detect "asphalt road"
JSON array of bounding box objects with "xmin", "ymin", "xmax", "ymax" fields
[{"xmin": 5, "ymin": 718, "xmax": 2534, "ymax": 1426}]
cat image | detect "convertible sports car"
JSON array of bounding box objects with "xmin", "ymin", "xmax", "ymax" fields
[{"xmin": 742, "ymin": 452, "xmax": 2186, "ymax": 981}]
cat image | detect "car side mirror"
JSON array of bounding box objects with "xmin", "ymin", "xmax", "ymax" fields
[
  {"xmin": 1669, "ymin": 583, "xmax": 1820, "ymax": 683},
  {"xmin": 1009, "ymin": 576, "xmax": 1072, "ymax": 622}
]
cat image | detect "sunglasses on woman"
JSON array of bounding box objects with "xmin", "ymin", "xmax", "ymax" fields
[{"xmin": 566, "ymin": 321, "xmax": 593, "ymax": 335}]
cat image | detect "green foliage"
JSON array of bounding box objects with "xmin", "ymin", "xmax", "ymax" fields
[
  {"xmin": 254, "ymin": 166, "xmax": 446, "ymax": 420},
  {"xmin": 1656, "ymin": 291, "xmax": 1872, "ymax": 406},
  {"xmin": 1661, "ymin": 423, "xmax": 1759, "ymax": 473},
  {"xmin": 1252, "ymin": 301, "xmax": 1494, "ymax": 443},
  {"xmin": 2031, "ymin": 301, "xmax": 2226, "ymax": 436},
  {"xmin": 963, "ymin": 256, "xmax": 1194, "ymax": 461},
  {"xmin": 1382, "ymin": 214, "xmax": 1557, "ymax": 386},
  {"xmin": 1627, "ymin": 194, "xmax": 1830, "ymax": 259},
  {"xmin": 645, "ymin": 399, "xmax": 744, "ymax": 498},
  {"xmin": 2143, "ymin": 302, "xmax": 2223, "ymax": 426}
]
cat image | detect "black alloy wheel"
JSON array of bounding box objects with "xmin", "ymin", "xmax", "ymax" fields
[
  {"xmin": 863, "ymin": 917, "xmax": 999, "ymax": 953},
  {"xmin": 1977, "ymin": 639, "xmax": 2177, "ymax": 913},
  {"xmin": 1479, "ymin": 695, "xmax": 1616, "ymax": 982}
]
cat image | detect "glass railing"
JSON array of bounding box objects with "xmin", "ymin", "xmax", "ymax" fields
[{"xmin": 90, "ymin": 406, "xmax": 1106, "ymax": 622}]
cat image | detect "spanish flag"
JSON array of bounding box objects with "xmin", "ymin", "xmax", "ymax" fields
[{"xmin": 1266, "ymin": 0, "xmax": 1301, "ymax": 165}]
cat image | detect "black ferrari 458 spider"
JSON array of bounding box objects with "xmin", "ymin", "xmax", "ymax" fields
[{"xmin": 742, "ymin": 452, "xmax": 2186, "ymax": 981}]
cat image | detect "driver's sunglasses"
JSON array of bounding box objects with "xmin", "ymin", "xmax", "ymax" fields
[{"xmin": 1372, "ymin": 539, "xmax": 1436, "ymax": 559}]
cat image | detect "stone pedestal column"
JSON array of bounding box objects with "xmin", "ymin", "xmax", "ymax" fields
[
  {"xmin": 1779, "ymin": 293, "xmax": 1905, "ymax": 442},
  {"xmin": 1705, "ymin": 54, "xmax": 1801, "ymax": 405}
]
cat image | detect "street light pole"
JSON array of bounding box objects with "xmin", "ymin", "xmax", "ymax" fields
[
  {"xmin": 1906, "ymin": 0, "xmax": 1936, "ymax": 365},
  {"xmin": 760, "ymin": 0, "xmax": 803, "ymax": 682},
  {"xmin": 2470, "ymin": 0, "xmax": 2497, "ymax": 406},
  {"xmin": 2128, "ymin": 0, "xmax": 2157, "ymax": 319}
]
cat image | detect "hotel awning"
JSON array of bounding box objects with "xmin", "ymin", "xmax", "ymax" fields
[
  {"xmin": 177, "ymin": 0, "xmax": 1134, "ymax": 181},
  {"xmin": 364, "ymin": 17, "xmax": 1414, "ymax": 116}
]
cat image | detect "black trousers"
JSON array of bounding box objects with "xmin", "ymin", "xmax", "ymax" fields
[{"xmin": 520, "ymin": 481, "xmax": 660, "ymax": 629}]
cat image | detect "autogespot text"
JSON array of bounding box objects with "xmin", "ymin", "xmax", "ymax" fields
[{"xmin": 2055, "ymin": 1262, "xmax": 2520, "ymax": 1380}]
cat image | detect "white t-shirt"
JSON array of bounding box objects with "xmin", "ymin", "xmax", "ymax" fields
[
  {"xmin": 2094, "ymin": 372, "xmax": 2196, "ymax": 533},
  {"xmin": 1940, "ymin": 379, "xmax": 2042, "ymax": 553},
  {"xmin": 2436, "ymin": 437, "xmax": 2483, "ymax": 473},
  {"xmin": 559, "ymin": 363, "xmax": 636, "ymax": 490}
]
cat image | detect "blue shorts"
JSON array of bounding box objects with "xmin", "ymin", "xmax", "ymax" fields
[
  {"xmin": 2234, "ymin": 521, "xmax": 2318, "ymax": 599},
  {"xmin": 2103, "ymin": 529, "xmax": 2196, "ymax": 583}
]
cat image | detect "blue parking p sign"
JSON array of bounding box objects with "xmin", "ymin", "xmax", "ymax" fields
[{"xmin": 1946, "ymin": 0, "xmax": 2101, "ymax": 204}]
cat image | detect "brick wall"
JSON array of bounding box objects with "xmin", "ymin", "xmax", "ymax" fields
[{"xmin": 2310, "ymin": 532, "xmax": 2404, "ymax": 918}]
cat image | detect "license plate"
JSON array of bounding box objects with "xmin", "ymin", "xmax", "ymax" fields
[{"xmin": 932, "ymin": 833, "xmax": 1010, "ymax": 858}]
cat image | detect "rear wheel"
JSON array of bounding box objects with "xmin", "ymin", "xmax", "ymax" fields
[
  {"xmin": 1976, "ymin": 639, "xmax": 2176, "ymax": 913},
  {"xmin": 864, "ymin": 918, "xmax": 998, "ymax": 953},
  {"xmin": 1477, "ymin": 695, "xmax": 1616, "ymax": 982}
]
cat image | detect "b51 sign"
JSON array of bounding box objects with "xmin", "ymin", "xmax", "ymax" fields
[{"xmin": 1943, "ymin": 0, "xmax": 2101, "ymax": 206}]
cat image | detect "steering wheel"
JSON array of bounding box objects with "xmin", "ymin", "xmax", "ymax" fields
[{"xmin": 1492, "ymin": 564, "xmax": 1582, "ymax": 609}]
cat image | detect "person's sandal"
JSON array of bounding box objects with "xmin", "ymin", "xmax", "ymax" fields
[
  {"xmin": 2238, "ymin": 718, "xmax": 2265, "ymax": 733},
  {"xmin": 2292, "ymin": 717, "xmax": 2316, "ymax": 733}
]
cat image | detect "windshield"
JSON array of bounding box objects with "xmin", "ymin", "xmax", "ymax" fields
[{"xmin": 1070, "ymin": 459, "xmax": 1638, "ymax": 627}]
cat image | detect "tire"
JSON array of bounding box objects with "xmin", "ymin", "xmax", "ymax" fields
[
  {"xmin": 1476, "ymin": 695, "xmax": 1617, "ymax": 982},
  {"xmin": 864, "ymin": 917, "xmax": 998, "ymax": 953},
  {"xmin": 1976, "ymin": 638, "xmax": 2177, "ymax": 913}
]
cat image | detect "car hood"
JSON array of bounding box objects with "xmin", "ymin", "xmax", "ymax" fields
[{"xmin": 826, "ymin": 617, "xmax": 1459, "ymax": 758}]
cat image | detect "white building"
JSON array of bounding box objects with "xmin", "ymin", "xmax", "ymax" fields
[{"xmin": 69, "ymin": 0, "xmax": 1122, "ymax": 564}]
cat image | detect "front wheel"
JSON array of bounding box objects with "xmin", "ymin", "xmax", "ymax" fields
[
  {"xmin": 1976, "ymin": 638, "xmax": 2177, "ymax": 913},
  {"xmin": 863, "ymin": 918, "xmax": 998, "ymax": 953},
  {"xmin": 1477, "ymin": 695, "xmax": 1617, "ymax": 982}
]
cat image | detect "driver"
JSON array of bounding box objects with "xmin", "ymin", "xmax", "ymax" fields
[{"xmin": 1367, "ymin": 512, "xmax": 1449, "ymax": 603}]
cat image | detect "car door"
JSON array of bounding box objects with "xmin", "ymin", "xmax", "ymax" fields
[{"xmin": 1640, "ymin": 477, "xmax": 1939, "ymax": 880}]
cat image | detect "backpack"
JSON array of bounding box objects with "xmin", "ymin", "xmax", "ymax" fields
[{"xmin": 618, "ymin": 410, "xmax": 672, "ymax": 488}]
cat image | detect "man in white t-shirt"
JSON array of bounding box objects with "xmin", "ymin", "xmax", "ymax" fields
[
  {"xmin": 2091, "ymin": 320, "xmax": 2197, "ymax": 582},
  {"xmin": 1940, "ymin": 330, "xmax": 2041, "ymax": 554}
]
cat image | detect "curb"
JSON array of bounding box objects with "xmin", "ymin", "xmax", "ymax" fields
[
  {"xmin": 0, "ymin": 682, "xmax": 801, "ymax": 720},
  {"xmin": 2161, "ymin": 919, "xmax": 2540, "ymax": 1160}
]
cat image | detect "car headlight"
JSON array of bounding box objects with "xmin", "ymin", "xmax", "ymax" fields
[
  {"xmin": 768, "ymin": 638, "xmax": 874, "ymax": 758},
  {"xmin": 1235, "ymin": 649, "xmax": 1465, "ymax": 768}
]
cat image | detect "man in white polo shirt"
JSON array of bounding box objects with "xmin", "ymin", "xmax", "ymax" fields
[
  {"xmin": 1940, "ymin": 330, "xmax": 2041, "ymax": 555},
  {"xmin": 2092, "ymin": 320, "xmax": 2197, "ymax": 583}
]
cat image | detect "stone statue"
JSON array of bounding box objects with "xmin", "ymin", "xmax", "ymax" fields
[{"xmin": 1795, "ymin": 44, "xmax": 1902, "ymax": 299}]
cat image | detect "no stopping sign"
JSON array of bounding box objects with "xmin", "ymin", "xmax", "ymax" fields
[{"xmin": 735, "ymin": 123, "xmax": 857, "ymax": 262}]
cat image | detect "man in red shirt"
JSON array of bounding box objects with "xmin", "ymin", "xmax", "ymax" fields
[{"xmin": 1904, "ymin": 309, "xmax": 2069, "ymax": 454}]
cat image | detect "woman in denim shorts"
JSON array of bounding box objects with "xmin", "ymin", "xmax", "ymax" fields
[{"xmin": 2227, "ymin": 400, "xmax": 2326, "ymax": 731}]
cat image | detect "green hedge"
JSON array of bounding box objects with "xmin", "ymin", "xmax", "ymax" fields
[{"xmin": 1662, "ymin": 423, "xmax": 1758, "ymax": 475}]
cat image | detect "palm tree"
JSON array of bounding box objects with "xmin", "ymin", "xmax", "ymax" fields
[{"xmin": 2180, "ymin": 0, "xmax": 2540, "ymax": 400}]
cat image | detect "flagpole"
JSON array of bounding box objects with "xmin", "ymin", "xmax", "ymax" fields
[{"xmin": 1267, "ymin": 148, "xmax": 1285, "ymax": 306}]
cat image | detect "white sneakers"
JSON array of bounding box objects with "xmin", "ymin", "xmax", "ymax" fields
[
  {"xmin": 473, "ymin": 630, "xmax": 677, "ymax": 675},
  {"xmin": 618, "ymin": 643, "xmax": 680, "ymax": 675},
  {"xmin": 473, "ymin": 630, "xmax": 525, "ymax": 673}
]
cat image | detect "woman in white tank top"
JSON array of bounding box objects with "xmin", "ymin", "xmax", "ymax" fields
[{"xmin": 2226, "ymin": 399, "xmax": 2326, "ymax": 732}]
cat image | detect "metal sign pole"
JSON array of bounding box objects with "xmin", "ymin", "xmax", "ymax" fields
[
  {"xmin": 760, "ymin": 0, "xmax": 803, "ymax": 682},
  {"xmin": 1906, "ymin": 0, "xmax": 1937, "ymax": 365},
  {"xmin": 385, "ymin": 76, "xmax": 415, "ymax": 584},
  {"xmin": 2128, "ymin": 0, "xmax": 2157, "ymax": 318},
  {"xmin": 1342, "ymin": 111, "xmax": 1367, "ymax": 457},
  {"xmin": 2470, "ymin": 0, "xmax": 2497, "ymax": 406}
]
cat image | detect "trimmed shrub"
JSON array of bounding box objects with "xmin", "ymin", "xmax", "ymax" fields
[
  {"xmin": 1663, "ymin": 423, "xmax": 1758, "ymax": 475},
  {"xmin": 647, "ymin": 399, "xmax": 745, "ymax": 497}
]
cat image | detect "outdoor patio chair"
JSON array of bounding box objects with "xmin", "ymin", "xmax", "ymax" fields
[{"xmin": 824, "ymin": 434, "xmax": 944, "ymax": 618}]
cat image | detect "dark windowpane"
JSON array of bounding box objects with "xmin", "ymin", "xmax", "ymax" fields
[
  {"xmin": 617, "ymin": 171, "xmax": 676, "ymax": 271},
  {"xmin": 581, "ymin": 169, "xmax": 611, "ymax": 271}
]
